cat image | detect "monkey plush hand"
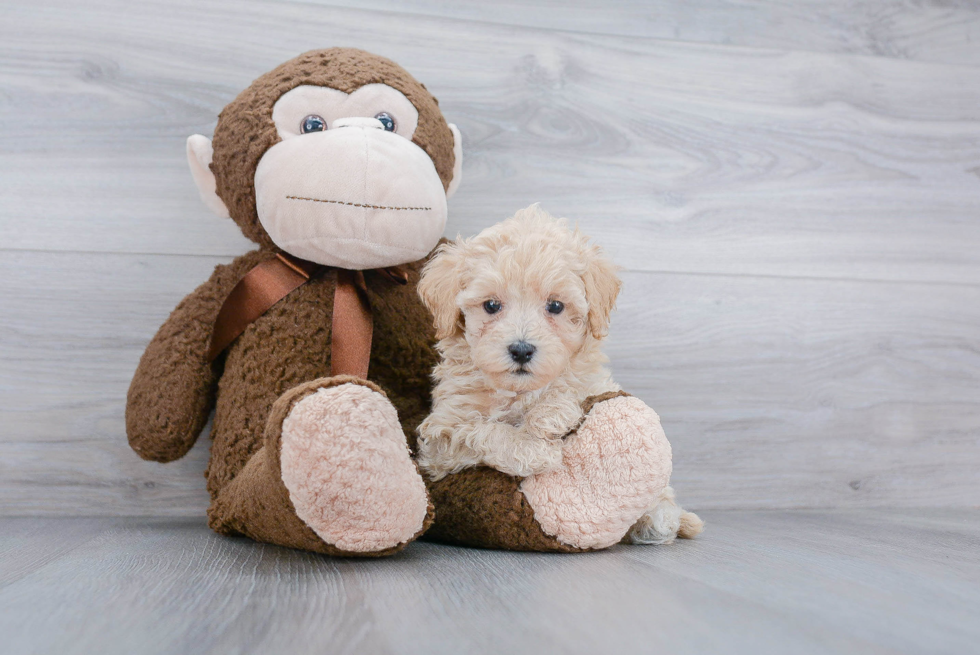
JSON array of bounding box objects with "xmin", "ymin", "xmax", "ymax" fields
[{"xmin": 126, "ymin": 49, "xmax": 462, "ymax": 556}]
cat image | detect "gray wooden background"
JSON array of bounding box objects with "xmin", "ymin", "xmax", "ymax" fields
[{"xmin": 1, "ymin": 0, "xmax": 978, "ymax": 516}]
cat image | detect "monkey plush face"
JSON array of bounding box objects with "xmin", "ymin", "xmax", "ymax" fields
[{"xmin": 186, "ymin": 49, "xmax": 462, "ymax": 269}]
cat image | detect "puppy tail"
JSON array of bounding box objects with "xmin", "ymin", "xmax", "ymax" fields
[
  {"xmin": 624, "ymin": 486, "xmax": 704, "ymax": 545},
  {"xmin": 678, "ymin": 510, "xmax": 705, "ymax": 539}
]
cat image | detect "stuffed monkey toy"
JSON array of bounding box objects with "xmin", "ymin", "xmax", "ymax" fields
[
  {"xmin": 127, "ymin": 48, "xmax": 456, "ymax": 556},
  {"xmin": 128, "ymin": 48, "xmax": 683, "ymax": 556}
]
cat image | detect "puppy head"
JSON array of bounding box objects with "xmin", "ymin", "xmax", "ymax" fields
[{"xmin": 419, "ymin": 204, "xmax": 621, "ymax": 392}]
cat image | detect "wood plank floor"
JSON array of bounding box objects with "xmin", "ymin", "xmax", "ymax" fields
[
  {"xmin": 1, "ymin": 510, "xmax": 978, "ymax": 655},
  {"xmin": 1, "ymin": 3, "xmax": 977, "ymax": 653},
  {"xmin": 2, "ymin": 0, "xmax": 979, "ymax": 515}
]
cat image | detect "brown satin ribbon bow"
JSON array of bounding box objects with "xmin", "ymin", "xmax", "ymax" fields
[{"xmin": 207, "ymin": 252, "xmax": 408, "ymax": 380}]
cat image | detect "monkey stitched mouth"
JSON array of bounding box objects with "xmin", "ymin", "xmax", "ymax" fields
[{"xmin": 286, "ymin": 195, "xmax": 431, "ymax": 211}]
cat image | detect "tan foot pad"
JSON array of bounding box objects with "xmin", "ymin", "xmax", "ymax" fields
[
  {"xmin": 520, "ymin": 396, "xmax": 673, "ymax": 550},
  {"xmin": 280, "ymin": 383, "xmax": 429, "ymax": 552}
]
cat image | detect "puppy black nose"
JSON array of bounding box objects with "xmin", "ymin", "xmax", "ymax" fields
[{"xmin": 508, "ymin": 341, "xmax": 536, "ymax": 364}]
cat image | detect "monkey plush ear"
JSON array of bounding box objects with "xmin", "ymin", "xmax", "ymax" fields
[
  {"xmin": 445, "ymin": 123, "xmax": 463, "ymax": 199},
  {"xmin": 418, "ymin": 239, "xmax": 466, "ymax": 339},
  {"xmin": 580, "ymin": 241, "xmax": 622, "ymax": 339},
  {"xmin": 186, "ymin": 135, "xmax": 231, "ymax": 219}
]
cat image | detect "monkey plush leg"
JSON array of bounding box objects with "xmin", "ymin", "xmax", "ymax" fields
[
  {"xmin": 425, "ymin": 466, "xmax": 586, "ymax": 552},
  {"xmin": 208, "ymin": 376, "xmax": 433, "ymax": 556},
  {"xmin": 277, "ymin": 378, "xmax": 433, "ymax": 552},
  {"xmin": 425, "ymin": 392, "xmax": 672, "ymax": 552}
]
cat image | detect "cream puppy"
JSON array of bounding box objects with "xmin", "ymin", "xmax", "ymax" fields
[{"xmin": 418, "ymin": 204, "xmax": 702, "ymax": 544}]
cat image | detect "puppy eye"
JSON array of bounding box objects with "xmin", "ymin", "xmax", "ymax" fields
[
  {"xmin": 374, "ymin": 112, "xmax": 396, "ymax": 132},
  {"xmin": 483, "ymin": 299, "xmax": 502, "ymax": 314},
  {"xmin": 301, "ymin": 115, "xmax": 327, "ymax": 133},
  {"xmin": 546, "ymin": 300, "xmax": 565, "ymax": 315}
]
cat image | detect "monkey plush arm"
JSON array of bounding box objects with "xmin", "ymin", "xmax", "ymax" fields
[{"xmin": 126, "ymin": 252, "xmax": 263, "ymax": 462}]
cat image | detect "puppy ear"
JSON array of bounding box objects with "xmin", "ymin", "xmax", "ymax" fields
[
  {"xmin": 580, "ymin": 240, "xmax": 622, "ymax": 339},
  {"xmin": 418, "ymin": 240, "xmax": 466, "ymax": 339}
]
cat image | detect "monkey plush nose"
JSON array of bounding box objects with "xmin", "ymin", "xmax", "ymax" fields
[
  {"xmin": 508, "ymin": 341, "xmax": 536, "ymax": 364},
  {"xmin": 332, "ymin": 116, "xmax": 385, "ymax": 130}
]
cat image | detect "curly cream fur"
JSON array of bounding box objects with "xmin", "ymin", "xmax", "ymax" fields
[
  {"xmin": 418, "ymin": 205, "xmax": 702, "ymax": 545},
  {"xmin": 418, "ymin": 205, "xmax": 621, "ymax": 480}
]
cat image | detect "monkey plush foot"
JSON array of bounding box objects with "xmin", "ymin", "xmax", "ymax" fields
[
  {"xmin": 424, "ymin": 393, "xmax": 674, "ymax": 553},
  {"xmin": 520, "ymin": 395, "xmax": 673, "ymax": 550},
  {"xmin": 278, "ymin": 377, "xmax": 432, "ymax": 553}
]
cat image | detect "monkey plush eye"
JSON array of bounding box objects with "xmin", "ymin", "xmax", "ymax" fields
[
  {"xmin": 374, "ymin": 112, "xmax": 396, "ymax": 132},
  {"xmin": 483, "ymin": 299, "xmax": 502, "ymax": 315},
  {"xmin": 300, "ymin": 115, "xmax": 327, "ymax": 133},
  {"xmin": 546, "ymin": 300, "xmax": 565, "ymax": 315}
]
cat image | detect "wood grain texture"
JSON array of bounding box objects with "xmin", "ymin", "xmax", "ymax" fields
[
  {"xmin": 325, "ymin": 0, "xmax": 980, "ymax": 66},
  {"xmin": 1, "ymin": 0, "xmax": 979, "ymax": 283},
  {"xmin": 2, "ymin": 251, "xmax": 977, "ymax": 514},
  {"xmin": 0, "ymin": 0, "xmax": 978, "ymax": 514},
  {"xmin": 1, "ymin": 511, "xmax": 978, "ymax": 655}
]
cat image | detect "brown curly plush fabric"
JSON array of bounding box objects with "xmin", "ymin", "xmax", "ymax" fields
[
  {"xmin": 211, "ymin": 48, "xmax": 456, "ymax": 247},
  {"xmin": 127, "ymin": 247, "xmax": 440, "ymax": 555},
  {"xmin": 424, "ymin": 468, "xmax": 587, "ymax": 553},
  {"xmin": 208, "ymin": 375, "xmax": 434, "ymax": 557},
  {"xmin": 126, "ymin": 48, "xmax": 454, "ymax": 556},
  {"xmin": 127, "ymin": 48, "xmax": 612, "ymax": 556},
  {"xmin": 201, "ymin": 256, "xmax": 440, "ymax": 497}
]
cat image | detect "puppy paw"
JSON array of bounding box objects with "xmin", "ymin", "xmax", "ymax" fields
[
  {"xmin": 484, "ymin": 433, "xmax": 564, "ymax": 478},
  {"xmin": 520, "ymin": 396, "xmax": 672, "ymax": 550},
  {"xmin": 279, "ymin": 382, "xmax": 430, "ymax": 553},
  {"xmin": 524, "ymin": 393, "xmax": 585, "ymax": 442}
]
